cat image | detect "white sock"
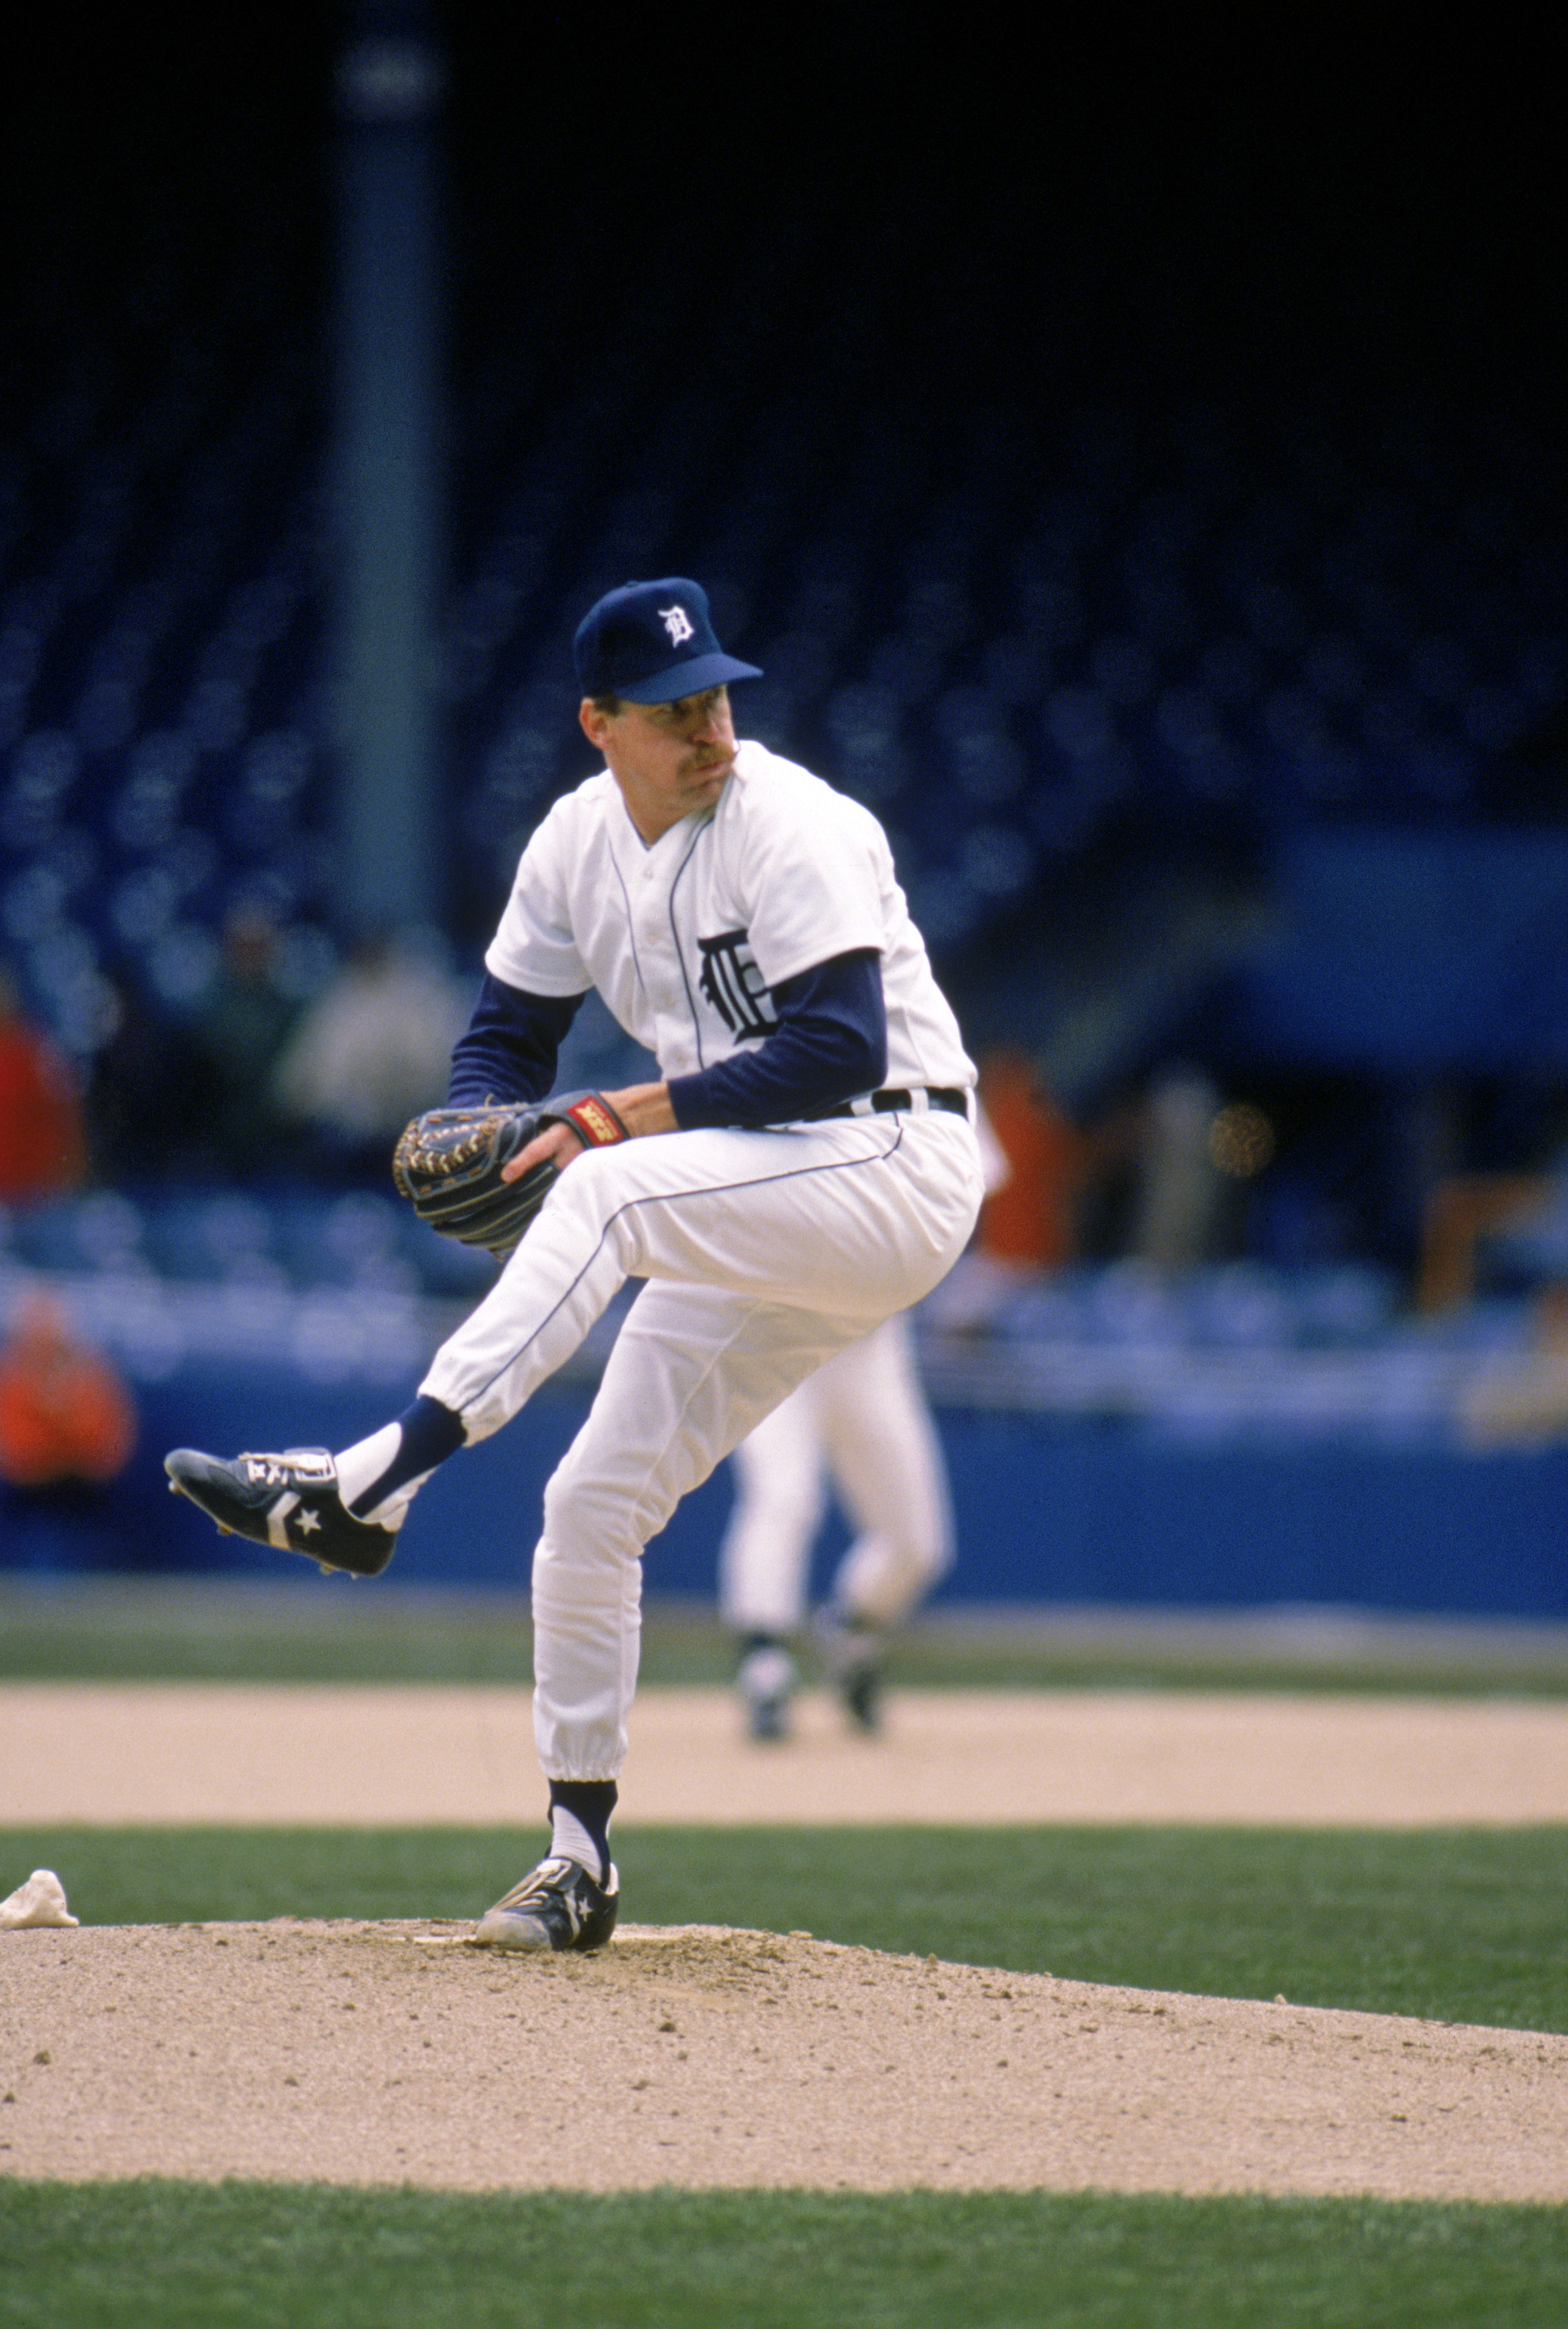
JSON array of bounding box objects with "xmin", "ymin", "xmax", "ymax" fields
[
  {"xmin": 550, "ymin": 1807, "xmax": 608, "ymax": 1881},
  {"xmin": 739, "ymin": 1644, "xmax": 796, "ymax": 1701},
  {"xmin": 333, "ymin": 1423, "xmax": 400, "ymax": 1508}
]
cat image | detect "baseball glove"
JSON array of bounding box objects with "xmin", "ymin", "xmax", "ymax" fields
[{"xmin": 391, "ymin": 1090, "xmax": 631, "ymax": 1258}]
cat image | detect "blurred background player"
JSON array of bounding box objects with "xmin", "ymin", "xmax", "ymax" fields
[{"xmin": 723, "ymin": 1104, "xmax": 1009, "ymax": 1739}]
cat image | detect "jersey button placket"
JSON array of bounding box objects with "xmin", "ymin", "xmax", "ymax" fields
[{"xmin": 633, "ymin": 867, "xmax": 674, "ymax": 1016}]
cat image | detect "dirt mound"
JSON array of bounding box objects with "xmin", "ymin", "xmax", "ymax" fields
[{"xmin": 3, "ymin": 1919, "xmax": 1565, "ymax": 2199}]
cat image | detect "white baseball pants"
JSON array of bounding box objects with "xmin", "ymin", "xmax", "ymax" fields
[
  {"xmin": 719, "ymin": 1310, "xmax": 954, "ymax": 1635},
  {"xmin": 418, "ymin": 1110, "xmax": 983, "ymax": 1779}
]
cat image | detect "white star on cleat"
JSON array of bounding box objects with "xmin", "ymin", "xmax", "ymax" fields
[{"xmin": 294, "ymin": 1507, "xmax": 322, "ymax": 1533}]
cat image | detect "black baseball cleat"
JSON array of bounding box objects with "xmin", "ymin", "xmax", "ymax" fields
[
  {"xmin": 163, "ymin": 1447, "xmax": 398, "ymax": 1577},
  {"xmin": 815, "ymin": 1605, "xmax": 885, "ymax": 1734},
  {"xmin": 840, "ymin": 1659, "xmax": 882, "ymax": 1733},
  {"xmin": 471, "ymin": 1856, "xmax": 620, "ymax": 1952}
]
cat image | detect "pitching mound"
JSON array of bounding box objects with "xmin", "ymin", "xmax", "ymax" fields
[{"xmin": 3, "ymin": 1919, "xmax": 1565, "ymax": 2200}]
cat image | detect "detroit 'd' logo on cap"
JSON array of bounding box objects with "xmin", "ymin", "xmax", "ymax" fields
[{"xmin": 659, "ymin": 604, "xmax": 695, "ymax": 646}]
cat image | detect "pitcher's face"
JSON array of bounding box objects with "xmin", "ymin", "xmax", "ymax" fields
[{"xmin": 581, "ymin": 685, "xmax": 737, "ymax": 842}]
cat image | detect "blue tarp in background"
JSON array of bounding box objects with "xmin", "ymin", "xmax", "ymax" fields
[{"xmin": 1232, "ymin": 831, "xmax": 1568, "ymax": 1072}]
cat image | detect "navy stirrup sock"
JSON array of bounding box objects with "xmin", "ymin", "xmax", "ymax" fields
[
  {"xmin": 548, "ymin": 1780, "xmax": 618, "ymax": 1885},
  {"xmin": 347, "ymin": 1394, "xmax": 466, "ymax": 1516}
]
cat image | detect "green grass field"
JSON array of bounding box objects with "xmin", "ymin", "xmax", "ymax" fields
[
  {"xmin": 5, "ymin": 1579, "xmax": 1568, "ymax": 1697},
  {"xmin": 3, "ymin": 2183, "xmax": 1566, "ymax": 2329},
  {"xmin": 3, "ymin": 1585, "xmax": 1567, "ymax": 2323}
]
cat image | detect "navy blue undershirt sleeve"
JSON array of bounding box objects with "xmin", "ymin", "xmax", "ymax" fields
[
  {"xmin": 446, "ymin": 974, "xmax": 585, "ymax": 1106},
  {"xmin": 666, "ymin": 948, "xmax": 887, "ymax": 1129},
  {"xmin": 446, "ymin": 951, "xmax": 887, "ymax": 1126}
]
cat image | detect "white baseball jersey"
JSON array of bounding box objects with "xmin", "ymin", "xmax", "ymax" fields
[
  {"xmin": 483, "ymin": 738, "xmax": 975, "ymax": 1102},
  {"xmin": 420, "ymin": 734, "xmax": 985, "ymax": 1783}
]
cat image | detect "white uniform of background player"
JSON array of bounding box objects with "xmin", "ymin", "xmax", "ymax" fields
[
  {"xmin": 723, "ymin": 1110, "xmax": 1009, "ymax": 1737},
  {"xmin": 164, "ymin": 577, "xmax": 984, "ymax": 1952}
]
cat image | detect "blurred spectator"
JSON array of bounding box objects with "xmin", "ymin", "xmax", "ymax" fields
[
  {"xmin": 272, "ymin": 929, "xmax": 469, "ymax": 1181},
  {"xmin": 187, "ymin": 911, "xmax": 304, "ymax": 1178},
  {"xmin": 1418, "ymin": 1170, "xmax": 1554, "ymax": 1314},
  {"xmin": 1460, "ymin": 1282, "xmax": 1568, "ymax": 1447},
  {"xmin": 1134, "ymin": 1067, "xmax": 1223, "ymax": 1277},
  {"xmin": 975, "ymin": 1046, "xmax": 1091, "ymax": 1271},
  {"xmin": 86, "ymin": 969, "xmax": 194, "ymax": 1183},
  {"xmin": 0, "ymin": 1287, "xmax": 137, "ymax": 1490},
  {"xmin": 0, "ymin": 969, "xmax": 87, "ymax": 1204}
]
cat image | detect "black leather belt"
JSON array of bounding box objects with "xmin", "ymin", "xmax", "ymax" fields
[{"xmin": 816, "ymin": 1087, "xmax": 970, "ymax": 1120}]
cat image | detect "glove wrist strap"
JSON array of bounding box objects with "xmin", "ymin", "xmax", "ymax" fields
[{"xmin": 556, "ymin": 1093, "xmax": 631, "ymax": 1148}]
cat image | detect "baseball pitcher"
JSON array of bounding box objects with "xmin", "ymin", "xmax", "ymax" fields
[{"xmin": 167, "ymin": 578, "xmax": 984, "ymax": 1951}]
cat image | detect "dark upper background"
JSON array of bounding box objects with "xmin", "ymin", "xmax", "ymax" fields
[{"xmin": 3, "ymin": 11, "xmax": 1564, "ymax": 1273}]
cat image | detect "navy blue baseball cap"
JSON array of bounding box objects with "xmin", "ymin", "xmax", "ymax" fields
[{"xmin": 573, "ymin": 577, "xmax": 763, "ymax": 704}]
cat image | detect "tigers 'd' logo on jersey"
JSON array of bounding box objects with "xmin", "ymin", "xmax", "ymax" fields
[{"xmin": 697, "ymin": 930, "xmax": 777, "ymax": 1039}]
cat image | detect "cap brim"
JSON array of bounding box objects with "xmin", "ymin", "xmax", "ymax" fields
[{"xmin": 614, "ymin": 652, "xmax": 764, "ymax": 705}]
